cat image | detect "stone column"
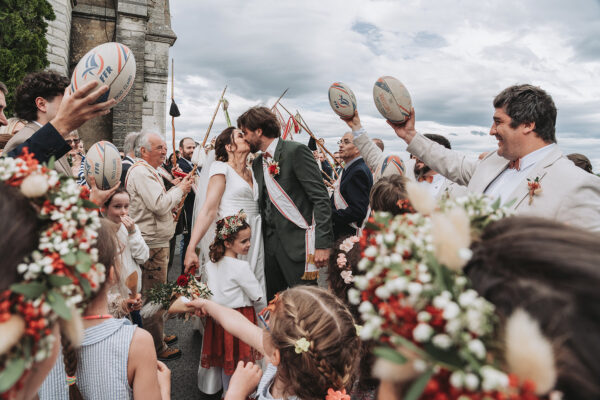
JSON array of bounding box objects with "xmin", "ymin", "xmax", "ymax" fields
[{"xmin": 46, "ymin": 0, "xmax": 74, "ymax": 76}]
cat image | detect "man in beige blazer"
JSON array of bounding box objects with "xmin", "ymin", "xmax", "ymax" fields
[
  {"xmin": 4, "ymin": 71, "xmax": 73, "ymax": 176},
  {"xmin": 389, "ymin": 84, "xmax": 600, "ymax": 232}
]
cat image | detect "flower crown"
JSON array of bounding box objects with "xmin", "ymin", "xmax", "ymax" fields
[
  {"xmin": 216, "ymin": 210, "xmax": 247, "ymax": 240},
  {"xmin": 0, "ymin": 151, "xmax": 106, "ymax": 397},
  {"xmin": 350, "ymin": 184, "xmax": 550, "ymax": 399},
  {"xmin": 336, "ymin": 236, "xmax": 360, "ymax": 284}
]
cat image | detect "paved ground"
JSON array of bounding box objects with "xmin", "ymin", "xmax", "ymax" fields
[{"xmin": 163, "ymin": 237, "xmax": 220, "ymax": 400}]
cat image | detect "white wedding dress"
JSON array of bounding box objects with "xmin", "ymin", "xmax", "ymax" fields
[
  {"xmin": 192, "ymin": 157, "xmax": 265, "ymax": 394},
  {"xmin": 193, "ymin": 158, "xmax": 265, "ymax": 292}
]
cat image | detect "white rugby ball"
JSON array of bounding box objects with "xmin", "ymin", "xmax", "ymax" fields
[
  {"xmin": 70, "ymin": 42, "xmax": 136, "ymax": 106},
  {"xmin": 373, "ymin": 76, "xmax": 412, "ymax": 123},
  {"xmin": 84, "ymin": 141, "xmax": 122, "ymax": 190},
  {"xmin": 328, "ymin": 82, "xmax": 357, "ymax": 118}
]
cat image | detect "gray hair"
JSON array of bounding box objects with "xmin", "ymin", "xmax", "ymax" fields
[
  {"xmin": 133, "ymin": 132, "xmax": 153, "ymax": 158},
  {"xmin": 123, "ymin": 131, "xmax": 141, "ymax": 154}
]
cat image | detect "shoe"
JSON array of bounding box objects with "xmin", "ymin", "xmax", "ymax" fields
[
  {"xmin": 157, "ymin": 347, "xmax": 182, "ymax": 361},
  {"xmin": 164, "ymin": 334, "xmax": 178, "ymax": 345}
]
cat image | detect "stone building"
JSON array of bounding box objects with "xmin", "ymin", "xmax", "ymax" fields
[{"xmin": 45, "ymin": 0, "xmax": 176, "ymax": 149}]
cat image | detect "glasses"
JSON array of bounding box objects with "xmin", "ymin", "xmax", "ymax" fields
[
  {"xmin": 65, "ymin": 138, "xmax": 80, "ymax": 145},
  {"xmin": 337, "ymin": 140, "xmax": 353, "ymax": 145}
]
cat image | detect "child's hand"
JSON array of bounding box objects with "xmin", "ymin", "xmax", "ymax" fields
[
  {"xmin": 156, "ymin": 361, "xmax": 171, "ymax": 400},
  {"xmin": 121, "ymin": 215, "xmax": 136, "ymax": 234},
  {"xmin": 186, "ymin": 298, "xmax": 208, "ymax": 316},
  {"xmin": 224, "ymin": 361, "xmax": 262, "ymax": 400}
]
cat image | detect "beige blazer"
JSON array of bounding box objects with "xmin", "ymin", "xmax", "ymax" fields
[
  {"xmin": 407, "ymin": 133, "xmax": 600, "ymax": 232},
  {"xmin": 4, "ymin": 122, "xmax": 73, "ymax": 177}
]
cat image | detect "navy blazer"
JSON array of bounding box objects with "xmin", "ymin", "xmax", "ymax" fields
[
  {"xmin": 330, "ymin": 157, "xmax": 373, "ymax": 238},
  {"xmin": 6, "ymin": 123, "xmax": 70, "ymax": 163}
]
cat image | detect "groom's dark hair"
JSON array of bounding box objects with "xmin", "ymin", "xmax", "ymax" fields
[{"xmin": 237, "ymin": 106, "xmax": 281, "ymax": 138}]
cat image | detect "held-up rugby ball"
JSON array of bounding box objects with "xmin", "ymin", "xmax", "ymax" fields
[
  {"xmin": 70, "ymin": 42, "xmax": 136, "ymax": 106},
  {"xmin": 373, "ymin": 76, "xmax": 412, "ymax": 123},
  {"xmin": 84, "ymin": 141, "xmax": 122, "ymax": 190},
  {"xmin": 328, "ymin": 82, "xmax": 357, "ymax": 118}
]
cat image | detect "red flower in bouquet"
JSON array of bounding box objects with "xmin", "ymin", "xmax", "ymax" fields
[{"xmin": 176, "ymin": 274, "xmax": 189, "ymax": 287}]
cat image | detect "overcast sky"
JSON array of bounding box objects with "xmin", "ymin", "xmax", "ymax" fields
[{"xmin": 166, "ymin": 0, "xmax": 600, "ymax": 171}]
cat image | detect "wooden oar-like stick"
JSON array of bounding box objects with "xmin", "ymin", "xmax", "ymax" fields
[
  {"xmin": 174, "ymin": 164, "xmax": 198, "ymax": 222},
  {"xmin": 201, "ymin": 85, "xmax": 228, "ymax": 147},
  {"xmin": 171, "ymin": 59, "xmax": 177, "ymax": 166},
  {"xmin": 278, "ymin": 103, "xmax": 340, "ymax": 179},
  {"xmin": 270, "ymin": 88, "xmax": 289, "ymax": 111}
]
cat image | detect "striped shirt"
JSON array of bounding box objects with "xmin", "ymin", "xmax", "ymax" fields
[{"xmin": 38, "ymin": 318, "xmax": 136, "ymax": 399}]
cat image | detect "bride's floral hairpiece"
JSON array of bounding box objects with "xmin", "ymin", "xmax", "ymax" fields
[
  {"xmin": 350, "ymin": 192, "xmax": 551, "ymax": 399},
  {"xmin": 216, "ymin": 209, "xmax": 247, "ymax": 240},
  {"xmin": 0, "ymin": 151, "xmax": 106, "ymax": 398},
  {"xmin": 336, "ymin": 236, "xmax": 359, "ymax": 284}
]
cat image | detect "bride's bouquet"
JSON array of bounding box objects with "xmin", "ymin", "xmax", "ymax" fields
[{"xmin": 141, "ymin": 273, "xmax": 212, "ymax": 319}]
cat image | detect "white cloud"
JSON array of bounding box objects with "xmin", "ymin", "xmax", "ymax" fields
[{"xmin": 167, "ymin": 0, "xmax": 600, "ymax": 171}]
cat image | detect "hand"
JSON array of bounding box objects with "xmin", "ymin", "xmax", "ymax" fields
[
  {"xmin": 186, "ymin": 298, "xmax": 208, "ymax": 316},
  {"xmin": 121, "ymin": 215, "xmax": 136, "ymax": 234},
  {"xmin": 183, "ymin": 250, "xmax": 199, "ymax": 274},
  {"xmin": 88, "ymin": 176, "xmax": 120, "ymax": 206},
  {"xmin": 156, "ymin": 361, "xmax": 172, "ymax": 400},
  {"xmin": 177, "ymin": 174, "xmax": 193, "ymax": 194},
  {"xmin": 51, "ymin": 81, "xmax": 116, "ymax": 136},
  {"xmin": 171, "ymin": 177, "xmax": 182, "ymax": 185},
  {"xmin": 314, "ymin": 248, "xmax": 331, "ymax": 268},
  {"xmin": 123, "ymin": 293, "xmax": 142, "ymax": 312},
  {"xmin": 341, "ymin": 110, "xmax": 362, "ymax": 131},
  {"xmin": 386, "ymin": 107, "xmax": 417, "ymax": 144},
  {"xmin": 224, "ymin": 361, "xmax": 263, "ymax": 400}
]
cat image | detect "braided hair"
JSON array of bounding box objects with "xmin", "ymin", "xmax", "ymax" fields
[{"xmin": 269, "ymin": 286, "xmax": 361, "ymax": 400}]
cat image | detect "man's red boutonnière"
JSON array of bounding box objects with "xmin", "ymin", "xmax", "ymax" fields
[
  {"xmin": 267, "ymin": 160, "xmax": 280, "ymax": 176},
  {"xmin": 527, "ymin": 177, "xmax": 542, "ymax": 205}
]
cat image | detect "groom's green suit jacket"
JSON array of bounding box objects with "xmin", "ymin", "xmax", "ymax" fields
[{"xmin": 252, "ymin": 139, "xmax": 333, "ymax": 263}]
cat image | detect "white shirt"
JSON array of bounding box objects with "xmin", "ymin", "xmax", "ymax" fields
[
  {"xmin": 417, "ymin": 173, "xmax": 446, "ymax": 198},
  {"xmin": 206, "ymin": 256, "xmax": 265, "ymax": 311},
  {"xmin": 116, "ymin": 224, "xmax": 149, "ymax": 293},
  {"xmin": 485, "ymin": 144, "xmax": 557, "ymax": 204},
  {"xmin": 264, "ymin": 137, "xmax": 279, "ymax": 159}
]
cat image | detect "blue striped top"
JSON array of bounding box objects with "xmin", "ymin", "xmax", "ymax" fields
[{"xmin": 38, "ymin": 318, "xmax": 136, "ymax": 400}]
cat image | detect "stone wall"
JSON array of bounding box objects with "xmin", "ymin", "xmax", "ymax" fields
[
  {"xmin": 46, "ymin": 0, "xmax": 74, "ymax": 76},
  {"xmin": 45, "ymin": 0, "xmax": 176, "ymax": 151}
]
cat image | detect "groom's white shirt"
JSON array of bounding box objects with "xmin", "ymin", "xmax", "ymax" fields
[{"xmin": 407, "ymin": 133, "xmax": 600, "ymax": 232}]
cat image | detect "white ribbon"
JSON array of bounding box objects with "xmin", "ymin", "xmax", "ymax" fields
[{"xmin": 262, "ymin": 157, "xmax": 317, "ymax": 278}]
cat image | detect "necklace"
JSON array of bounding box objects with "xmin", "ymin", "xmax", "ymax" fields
[{"xmin": 82, "ymin": 314, "xmax": 113, "ymax": 320}]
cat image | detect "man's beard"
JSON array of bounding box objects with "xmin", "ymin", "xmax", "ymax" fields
[
  {"xmin": 414, "ymin": 162, "xmax": 431, "ymax": 180},
  {"xmin": 248, "ymin": 141, "xmax": 259, "ymax": 153}
]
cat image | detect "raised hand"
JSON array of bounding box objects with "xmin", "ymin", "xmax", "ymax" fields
[
  {"xmin": 224, "ymin": 361, "xmax": 263, "ymax": 400},
  {"xmin": 386, "ymin": 107, "xmax": 417, "ymax": 144},
  {"xmin": 340, "ymin": 110, "xmax": 362, "ymax": 131},
  {"xmin": 88, "ymin": 176, "xmax": 120, "ymax": 206},
  {"xmin": 51, "ymin": 81, "xmax": 117, "ymax": 136}
]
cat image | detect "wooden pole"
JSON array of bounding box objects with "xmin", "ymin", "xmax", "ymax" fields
[
  {"xmin": 270, "ymin": 88, "xmax": 289, "ymax": 111},
  {"xmin": 171, "ymin": 59, "xmax": 177, "ymax": 166},
  {"xmin": 174, "ymin": 164, "xmax": 198, "ymax": 222},
  {"xmin": 278, "ymin": 103, "xmax": 340, "ymax": 179},
  {"xmin": 201, "ymin": 85, "xmax": 228, "ymax": 147}
]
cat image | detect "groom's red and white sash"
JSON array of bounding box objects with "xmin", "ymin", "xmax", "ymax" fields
[{"xmin": 263, "ymin": 157, "xmax": 318, "ymax": 280}]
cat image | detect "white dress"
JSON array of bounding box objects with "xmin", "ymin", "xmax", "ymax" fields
[{"xmin": 193, "ymin": 160, "xmax": 265, "ymax": 294}]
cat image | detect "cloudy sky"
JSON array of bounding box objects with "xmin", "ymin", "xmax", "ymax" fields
[{"xmin": 167, "ymin": 0, "xmax": 600, "ymax": 170}]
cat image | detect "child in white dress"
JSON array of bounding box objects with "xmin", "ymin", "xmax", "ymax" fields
[
  {"xmin": 199, "ymin": 210, "xmax": 265, "ymax": 395},
  {"xmin": 103, "ymin": 187, "xmax": 149, "ymax": 325}
]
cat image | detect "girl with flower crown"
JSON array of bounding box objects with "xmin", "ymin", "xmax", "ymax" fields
[
  {"xmin": 197, "ymin": 211, "xmax": 266, "ymax": 395},
  {"xmin": 186, "ymin": 286, "xmax": 361, "ymax": 400}
]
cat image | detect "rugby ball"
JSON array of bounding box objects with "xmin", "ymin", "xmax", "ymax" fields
[
  {"xmin": 84, "ymin": 141, "xmax": 122, "ymax": 190},
  {"xmin": 373, "ymin": 76, "xmax": 412, "ymax": 123},
  {"xmin": 328, "ymin": 82, "xmax": 357, "ymax": 118},
  {"xmin": 70, "ymin": 42, "xmax": 136, "ymax": 106}
]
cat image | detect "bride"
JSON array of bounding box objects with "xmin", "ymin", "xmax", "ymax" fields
[{"xmin": 184, "ymin": 127, "xmax": 264, "ymax": 292}]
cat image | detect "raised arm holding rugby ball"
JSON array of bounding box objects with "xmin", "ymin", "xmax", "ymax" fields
[{"xmin": 387, "ymin": 84, "xmax": 600, "ymax": 232}]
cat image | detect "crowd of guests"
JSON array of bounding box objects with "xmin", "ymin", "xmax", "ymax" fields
[{"xmin": 1, "ymin": 69, "xmax": 599, "ymax": 400}]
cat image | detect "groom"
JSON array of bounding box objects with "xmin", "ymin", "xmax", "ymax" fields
[{"xmin": 238, "ymin": 106, "xmax": 333, "ymax": 301}]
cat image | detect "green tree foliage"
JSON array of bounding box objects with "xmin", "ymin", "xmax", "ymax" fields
[{"xmin": 0, "ymin": 0, "xmax": 55, "ymax": 117}]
